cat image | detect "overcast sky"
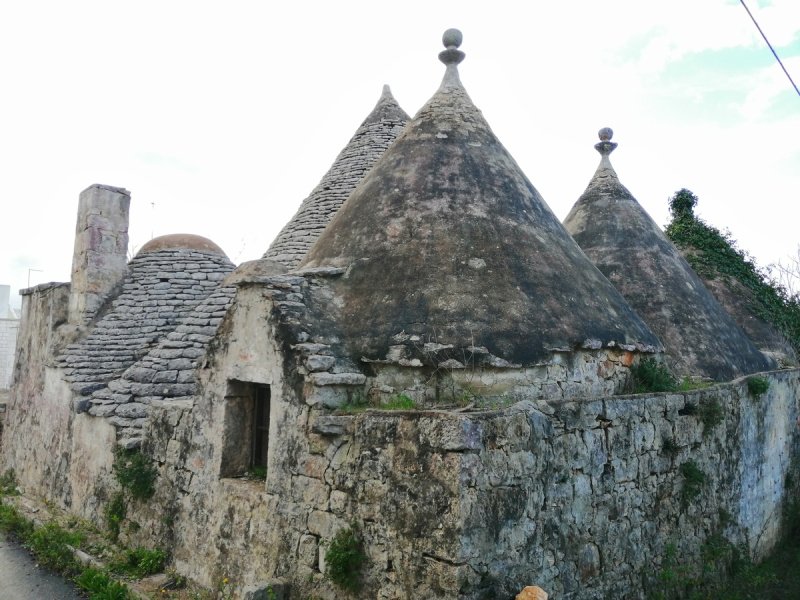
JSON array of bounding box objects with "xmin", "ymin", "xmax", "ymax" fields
[{"xmin": 1, "ymin": 0, "xmax": 798, "ymax": 309}]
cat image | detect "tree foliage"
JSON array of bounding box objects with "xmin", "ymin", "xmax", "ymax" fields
[{"xmin": 665, "ymin": 189, "xmax": 800, "ymax": 355}]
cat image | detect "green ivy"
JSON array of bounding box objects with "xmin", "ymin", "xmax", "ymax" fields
[{"xmin": 665, "ymin": 188, "xmax": 800, "ymax": 355}]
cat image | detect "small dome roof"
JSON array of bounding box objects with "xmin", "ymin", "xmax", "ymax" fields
[{"xmin": 138, "ymin": 234, "xmax": 226, "ymax": 256}]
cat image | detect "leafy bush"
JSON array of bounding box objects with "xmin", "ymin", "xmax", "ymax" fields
[
  {"xmin": 746, "ymin": 376, "xmax": 770, "ymax": 399},
  {"xmin": 666, "ymin": 188, "xmax": 800, "ymax": 355},
  {"xmin": 698, "ymin": 399, "xmax": 724, "ymax": 434},
  {"xmin": 75, "ymin": 568, "xmax": 131, "ymax": 600},
  {"xmin": 628, "ymin": 358, "xmax": 678, "ymax": 393},
  {"xmin": 325, "ymin": 526, "xmax": 365, "ymax": 593},
  {"xmin": 113, "ymin": 448, "xmax": 157, "ymax": 501},
  {"xmin": 110, "ymin": 546, "xmax": 167, "ymax": 578},
  {"xmin": 28, "ymin": 522, "xmax": 84, "ymax": 575},
  {"xmin": 662, "ymin": 437, "xmax": 680, "ymax": 456},
  {"xmin": 680, "ymin": 461, "xmax": 706, "ymax": 507},
  {"xmin": 0, "ymin": 502, "xmax": 34, "ymax": 540}
]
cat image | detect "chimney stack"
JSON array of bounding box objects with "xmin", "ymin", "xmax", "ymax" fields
[{"xmin": 68, "ymin": 184, "xmax": 131, "ymax": 325}]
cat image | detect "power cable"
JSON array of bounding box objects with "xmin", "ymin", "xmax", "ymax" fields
[{"xmin": 739, "ymin": 0, "xmax": 800, "ymax": 99}]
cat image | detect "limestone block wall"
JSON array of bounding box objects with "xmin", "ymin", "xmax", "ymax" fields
[
  {"xmin": 127, "ymin": 297, "xmax": 799, "ymax": 600},
  {"xmin": 0, "ymin": 282, "xmax": 77, "ymax": 498},
  {"xmin": 3, "ymin": 276, "xmax": 799, "ymax": 600},
  {"xmin": 0, "ymin": 318, "xmax": 19, "ymax": 389}
]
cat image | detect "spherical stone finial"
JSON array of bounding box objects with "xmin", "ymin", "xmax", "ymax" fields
[
  {"xmin": 598, "ymin": 127, "xmax": 614, "ymax": 142},
  {"xmin": 443, "ymin": 28, "xmax": 463, "ymax": 49},
  {"xmin": 439, "ymin": 28, "xmax": 465, "ymax": 67}
]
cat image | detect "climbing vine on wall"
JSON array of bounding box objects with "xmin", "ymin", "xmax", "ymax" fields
[{"xmin": 665, "ymin": 188, "xmax": 800, "ymax": 355}]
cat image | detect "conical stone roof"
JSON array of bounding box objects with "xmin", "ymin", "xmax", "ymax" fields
[
  {"xmin": 301, "ymin": 31, "xmax": 660, "ymax": 365},
  {"xmin": 563, "ymin": 129, "xmax": 775, "ymax": 380},
  {"xmin": 264, "ymin": 86, "xmax": 409, "ymax": 268}
]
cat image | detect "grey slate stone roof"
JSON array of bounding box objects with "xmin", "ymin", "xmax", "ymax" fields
[
  {"xmin": 58, "ymin": 236, "xmax": 234, "ymax": 401},
  {"xmin": 87, "ymin": 285, "xmax": 236, "ymax": 446},
  {"xmin": 563, "ymin": 130, "xmax": 775, "ymax": 380},
  {"xmin": 301, "ymin": 32, "xmax": 661, "ymax": 366},
  {"xmin": 263, "ymin": 86, "xmax": 409, "ymax": 268}
]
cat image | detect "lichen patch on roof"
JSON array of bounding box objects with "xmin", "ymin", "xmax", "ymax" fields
[{"xmin": 301, "ymin": 31, "xmax": 660, "ymax": 365}]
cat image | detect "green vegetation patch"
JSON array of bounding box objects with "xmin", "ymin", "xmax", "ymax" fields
[
  {"xmin": 698, "ymin": 398, "xmax": 724, "ymax": 435},
  {"xmin": 325, "ymin": 525, "xmax": 365, "ymax": 593},
  {"xmin": 628, "ymin": 358, "xmax": 678, "ymax": 393},
  {"xmin": 680, "ymin": 461, "xmax": 706, "ymax": 507},
  {"xmin": 381, "ymin": 394, "xmax": 416, "ymax": 410},
  {"xmin": 666, "ymin": 188, "xmax": 800, "ymax": 355},
  {"xmin": 110, "ymin": 546, "xmax": 167, "ymax": 578},
  {"xmin": 105, "ymin": 492, "xmax": 126, "ymax": 541},
  {"xmin": 113, "ymin": 447, "xmax": 157, "ymax": 501},
  {"xmin": 0, "ymin": 469, "xmax": 19, "ymax": 496},
  {"xmin": 746, "ymin": 375, "xmax": 770, "ymax": 399},
  {"xmin": 649, "ymin": 501, "xmax": 800, "ymax": 599},
  {"xmin": 75, "ymin": 568, "xmax": 131, "ymax": 600}
]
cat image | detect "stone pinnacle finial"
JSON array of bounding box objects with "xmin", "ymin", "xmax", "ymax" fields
[
  {"xmin": 439, "ymin": 28, "xmax": 465, "ymax": 66},
  {"xmin": 595, "ymin": 127, "xmax": 618, "ymax": 157}
]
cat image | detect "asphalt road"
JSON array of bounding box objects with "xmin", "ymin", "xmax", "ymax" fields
[{"xmin": 0, "ymin": 531, "xmax": 84, "ymax": 599}]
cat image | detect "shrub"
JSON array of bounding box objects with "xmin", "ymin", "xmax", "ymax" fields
[
  {"xmin": 662, "ymin": 437, "xmax": 680, "ymax": 456},
  {"xmin": 669, "ymin": 188, "xmax": 699, "ymax": 219},
  {"xmin": 698, "ymin": 398, "xmax": 724, "ymax": 434},
  {"xmin": 110, "ymin": 546, "xmax": 167, "ymax": 578},
  {"xmin": 680, "ymin": 461, "xmax": 706, "ymax": 507},
  {"xmin": 325, "ymin": 526, "xmax": 365, "ymax": 593},
  {"xmin": 666, "ymin": 188, "xmax": 800, "ymax": 355},
  {"xmin": 747, "ymin": 376, "xmax": 770, "ymax": 399},
  {"xmin": 113, "ymin": 448, "xmax": 157, "ymax": 501},
  {"xmin": 75, "ymin": 568, "xmax": 131, "ymax": 600},
  {"xmin": 0, "ymin": 502, "xmax": 34, "ymax": 540},
  {"xmin": 629, "ymin": 358, "xmax": 677, "ymax": 393},
  {"xmin": 28, "ymin": 522, "xmax": 84, "ymax": 575}
]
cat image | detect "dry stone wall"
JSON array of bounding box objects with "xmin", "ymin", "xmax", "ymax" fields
[
  {"xmin": 0, "ymin": 317, "xmax": 19, "ymax": 389},
  {"xmin": 120, "ymin": 281, "xmax": 800, "ymax": 599},
  {"xmin": 279, "ymin": 371, "xmax": 798, "ymax": 599}
]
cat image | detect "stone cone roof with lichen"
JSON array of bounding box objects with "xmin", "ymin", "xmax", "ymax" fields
[
  {"xmin": 301, "ymin": 32, "xmax": 660, "ymax": 366},
  {"xmin": 264, "ymin": 86, "xmax": 409, "ymax": 268},
  {"xmin": 563, "ymin": 130, "xmax": 775, "ymax": 380}
]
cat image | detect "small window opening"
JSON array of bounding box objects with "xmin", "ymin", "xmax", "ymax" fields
[{"xmin": 220, "ymin": 380, "xmax": 270, "ymax": 479}]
